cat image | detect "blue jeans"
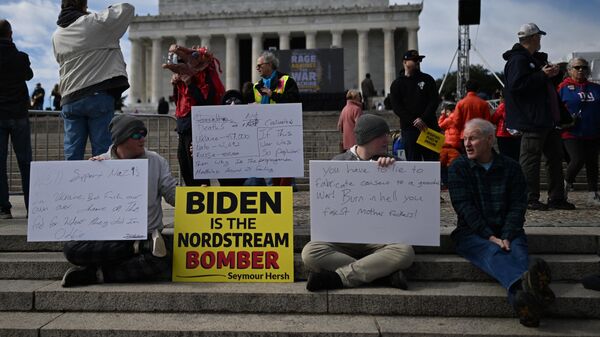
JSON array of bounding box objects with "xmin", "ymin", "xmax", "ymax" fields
[
  {"xmin": 454, "ymin": 232, "xmax": 529, "ymax": 303},
  {"xmin": 0, "ymin": 118, "xmax": 32, "ymax": 211},
  {"xmin": 61, "ymin": 92, "xmax": 114, "ymax": 160}
]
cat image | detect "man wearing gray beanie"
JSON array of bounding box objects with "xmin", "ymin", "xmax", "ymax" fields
[
  {"xmin": 302, "ymin": 114, "xmax": 415, "ymax": 291},
  {"xmin": 61, "ymin": 114, "xmax": 177, "ymax": 287}
]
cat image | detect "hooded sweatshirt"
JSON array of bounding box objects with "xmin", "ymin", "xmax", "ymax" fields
[
  {"xmin": 52, "ymin": 3, "xmax": 133, "ymax": 106},
  {"xmin": 558, "ymin": 77, "xmax": 600, "ymax": 139},
  {"xmin": 502, "ymin": 43, "xmax": 556, "ymax": 132}
]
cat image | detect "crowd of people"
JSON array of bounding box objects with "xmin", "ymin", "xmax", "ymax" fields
[{"xmin": 1, "ymin": 0, "xmax": 599, "ymax": 329}]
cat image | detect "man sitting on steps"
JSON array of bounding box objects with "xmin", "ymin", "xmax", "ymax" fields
[
  {"xmin": 448, "ymin": 118, "xmax": 555, "ymax": 327},
  {"xmin": 61, "ymin": 114, "xmax": 177, "ymax": 287},
  {"xmin": 302, "ymin": 114, "xmax": 415, "ymax": 291}
]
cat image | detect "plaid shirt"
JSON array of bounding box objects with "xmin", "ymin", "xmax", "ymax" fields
[{"xmin": 448, "ymin": 152, "xmax": 527, "ymax": 241}]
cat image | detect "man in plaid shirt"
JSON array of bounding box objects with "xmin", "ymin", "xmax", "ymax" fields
[{"xmin": 448, "ymin": 118, "xmax": 555, "ymax": 327}]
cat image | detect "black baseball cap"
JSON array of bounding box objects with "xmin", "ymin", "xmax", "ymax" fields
[{"xmin": 403, "ymin": 49, "xmax": 425, "ymax": 61}]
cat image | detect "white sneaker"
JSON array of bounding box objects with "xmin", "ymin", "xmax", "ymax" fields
[
  {"xmin": 588, "ymin": 192, "xmax": 600, "ymax": 206},
  {"xmin": 151, "ymin": 229, "xmax": 167, "ymax": 258}
]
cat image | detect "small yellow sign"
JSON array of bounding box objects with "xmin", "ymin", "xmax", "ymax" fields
[
  {"xmin": 416, "ymin": 128, "xmax": 446, "ymax": 153},
  {"xmin": 172, "ymin": 187, "xmax": 294, "ymax": 283}
]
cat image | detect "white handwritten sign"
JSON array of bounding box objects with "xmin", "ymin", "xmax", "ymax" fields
[
  {"xmin": 309, "ymin": 161, "xmax": 440, "ymax": 246},
  {"xmin": 192, "ymin": 103, "xmax": 304, "ymax": 179},
  {"xmin": 27, "ymin": 160, "xmax": 148, "ymax": 242}
]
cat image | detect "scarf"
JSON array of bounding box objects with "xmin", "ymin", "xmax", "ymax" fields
[
  {"xmin": 56, "ymin": 6, "xmax": 86, "ymax": 28},
  {"xmin": 260, "ymin": 71, "xmax": 278, "ymax": 104}
]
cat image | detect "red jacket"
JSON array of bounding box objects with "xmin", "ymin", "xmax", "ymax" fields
[
  {"xmin": 174, "ymin": 67, "xmax": 224, "ymax": 119},
  {"xmin": 452, "ymin": 92, "xmax": 491, "ymax": 138},
  {"xmin": 337, "ymin": 100, "xmax": 363, "ymax": 150},
  {"xmin": 490, "ymin": 102, "xmax": 513, "ymax": 138},
  {"xmin": 438, "ymin": 113, "xmax": 461, "ymax": 149}
]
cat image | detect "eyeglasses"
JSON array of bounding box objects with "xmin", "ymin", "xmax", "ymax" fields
[
  {"xmin": 256, "ymin": 63, "xmax": 266, "ymax": 69},
  {"xmin": 573, "ymin": 66, "xmax": 589, "ymax": 71},
  {"xmin": 130, "ymin": 130, "xmax": 147, "ymax": 140}
]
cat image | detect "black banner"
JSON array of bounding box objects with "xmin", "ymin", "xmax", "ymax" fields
[{"xmin": 275, "ymin": 49, "xmax": 344, "ymax": 93}]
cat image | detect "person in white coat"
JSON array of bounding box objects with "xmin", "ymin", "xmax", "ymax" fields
[{"xmin": 52, "ymin": 0, "xmax": 134, "ymax": 160}]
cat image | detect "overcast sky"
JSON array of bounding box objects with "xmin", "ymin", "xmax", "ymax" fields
[{"xmin": 2, "ymin": 0, "xmax": 600, "ymax": 107}]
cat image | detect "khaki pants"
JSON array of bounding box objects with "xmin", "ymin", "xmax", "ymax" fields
[{"xmin": 301, "ymin": 241, "xmax": 415, "ymax": 287}]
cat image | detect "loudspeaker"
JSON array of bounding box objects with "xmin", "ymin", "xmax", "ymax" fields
[{"xmin": 458, "ymin": 0, "xmax": 480, "ymax": 25}]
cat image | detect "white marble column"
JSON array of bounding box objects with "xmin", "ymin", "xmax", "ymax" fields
[
  {"xmin": 408, "ymin": 27, "xmax": 419, "ymax": 51},
  {"xmin": 151, "ymin": 37, "xmax": 163, "ymax": 104},
  {"xmin": 251, "ymin": 33, "xmax": 263, "ymax": 83},
  {"xmin": 357, "ymin": 29, "xmax": 369, "ymax": 90},
  {"xmin": 331, "ymin": 30, "xmax": 342, "ymax": 48},
  {"xmin": 305, "ymin": 31, "xmax": 316, "ymax": 49},
  {"xmin": 144, "ymin": 42, "xmax": 151, "ymax": 103},
  {"xmin": 175, "ymin": 36, "xmax": 187, "ymax": 48},
  {"xmin": 279, "ymin": 32, "xmax": 290, "ymax": 50},
  {"xmin": 200, "ymin": 35, "xmax": 211, "ymax": 50},
  {"xmin": 225, "ymin": 34, "xmax": 239, "ymax": 90},
  {"xmin": 383, "ymin": 28, "xmax": 396, "ymax": 95},
  {"xmin": 129, "ymin": 38, "xmax": 144, "ymax": 105}
]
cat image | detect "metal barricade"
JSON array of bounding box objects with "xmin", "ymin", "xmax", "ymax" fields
[{"xmin": 6, "ymin": 111, "xmax": 180, "ymax": 194}]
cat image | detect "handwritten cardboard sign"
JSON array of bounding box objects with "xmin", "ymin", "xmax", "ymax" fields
[
  {"xmin": 172, "ymin": 187, "xmax": 294, "ymax": 283},
  {"xmin": 417, "ymin": 128, "xmax": 445, "ymax": 153},
  {"xmin": 309, "ymin": 161, "xmax": 440, "ymax": 246},
  {"xmin": 191, "ymin": 103, "xmax": 304, "ymax": 179},
  {"xmin": 27, "ymin": 160, "xmax": 148, "ymax": 242}
]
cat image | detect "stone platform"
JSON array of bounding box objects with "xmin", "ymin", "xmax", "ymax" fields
[{"xmin": 1, "ymin": 192, "xmax": 599, "ymax": 336}]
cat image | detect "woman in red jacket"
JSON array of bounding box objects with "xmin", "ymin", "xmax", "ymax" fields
[{"xmin": 490, "ymin": 99, "xmax": 521, "ymax": 162}]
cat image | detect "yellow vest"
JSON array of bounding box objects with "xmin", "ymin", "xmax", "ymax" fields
[{"xmin": 253, "ymin": 75, "xmax": 290, "ymax": 104}]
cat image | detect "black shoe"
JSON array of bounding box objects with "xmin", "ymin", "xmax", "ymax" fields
[
  {"xmin": 582, "ymin": 273, "xmax": 600, "ymax": 291},
  {"xmin": 522, "ymin": 258, "xmax": 555, "ymax": 306},
  {"xmin": 527, "ymin": 200, "xmax": 548, "ymax": 211},
  {"xmin": 0, "ymin": 208, "xmax": 12, "ymax": 219},
  {"xmin": 513, "ymin": 289, "xmax": 542, "ymax": 327},
  {"xmin": 61, "ymin": 266, "xmax": 100, "ymax": 287},
  {"xmin": 547, "ymin": 199, "xmax": 576, "ymax": 210},
  {"xmin": 306, "ymin": 270, "xmax": 343, "ymax": 292},
  {"xmin": 373, "ymin": 270, "xmax": 408, "ymax": 290}
]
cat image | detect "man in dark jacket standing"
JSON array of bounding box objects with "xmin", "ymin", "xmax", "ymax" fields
[
  {"xmin": 0, "ymin": 20, "xmax": 33, "ymax": 219},
  {"xmin": 503, "ymin": 23, "xmax": 574, "ymax": 211},
  {"xmin": 389, "ymin": 50, "xmax": 440, "ymax": 161}
]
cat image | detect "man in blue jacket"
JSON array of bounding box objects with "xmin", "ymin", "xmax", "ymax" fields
[
  {"xmin": 0, "ymin": 19, "xmax": 33, "ymax": 219},
  {"xmin": 502, "ymin": 23, "xmax": 574, "ymax": 211}
]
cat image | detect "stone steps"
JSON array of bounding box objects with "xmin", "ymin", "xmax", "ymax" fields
[
  {"xmin": 1, "ymin": 280, "xmax": 599, "ymax": 319},
  {"xmin": 3, "ymin": 312, "xmax": 600, "ymax": 337},
  {"xmin": 1, "ymin": 252, "xmax": 597, "ymax": 283},
  {"xmin": 2, "ymin": 222, "xmax": 599, "ymax": 255},
  {"xmin": 1, "ymin": 194, "xmax": 599, "ymax": 335}
]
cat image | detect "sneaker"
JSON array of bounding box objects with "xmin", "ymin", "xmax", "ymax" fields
[
  {"xmin": 373, "ymin": 270, "xmax": 409, "ymax": 290},
  {"xmin": 306, "ymin": 270, "xmax": 343, "ymax": 292},
  {"xmin": 588, "ymin": 192, "xmax": 600, "ymax": 206},
  {"xmin": 527, "ymin": 200, "xmax": 548, "ymax": 211},
  {"xmin": 61, "ymin": 266, "xmax": 100, "ymax": 287},
  {"xmin": 512, "ymin": 289, "xmax": 542, "ymax": 327},
  {"xmin": 547, "ymin": 199, "xmax": 576, "ymax": 210},
  {"xmin": 0, "ymin": 208, "xmax": 12, "ymax": 219},
  {"xmin": 522, "ymin": 258, "xmax": 555, "ymax": 306}
]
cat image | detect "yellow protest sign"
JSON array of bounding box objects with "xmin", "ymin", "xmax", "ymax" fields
[
  {"xmin": 173, "ymin": 187, "xmax": 294, "ymax": 283},
  {"xmin": 416, "ymin": 128, "xmax": 445, "ymax": 153}
]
